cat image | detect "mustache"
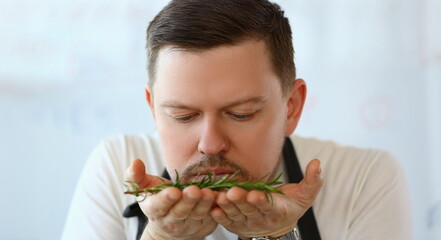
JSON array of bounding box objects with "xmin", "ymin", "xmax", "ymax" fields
[{"xmin": 180, "ymin": 155, "xmax": 255, "ymax": 182}]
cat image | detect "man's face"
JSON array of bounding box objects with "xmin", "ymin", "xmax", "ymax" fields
[{"xmin": 147, "ymin": 40, "xmax": 305, "ymax": 182}]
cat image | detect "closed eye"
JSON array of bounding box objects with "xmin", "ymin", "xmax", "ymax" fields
[
  {"xmin": 172, "ymin": 114, "xmax": 197, "ymax": 123},
  {"xmin": 229, "ymin": 113, "xmax": 254, "ymax": 121}
]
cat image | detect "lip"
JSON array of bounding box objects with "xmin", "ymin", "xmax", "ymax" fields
[
  {"xmin": 191, "ymin": 168, "xmax": 236, "ymax": 181},
  {"xmin": 197, "ymin": 168, "xmax": 235, "ymax": 176},
  {"xmin": 192, "ymin": 173, "xmax": 230, "ymax": 182}
]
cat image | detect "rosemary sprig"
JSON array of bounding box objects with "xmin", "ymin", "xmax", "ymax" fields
[{"xmin": 124, "ymin": 170, "xmax": 284, "ymax": 203}]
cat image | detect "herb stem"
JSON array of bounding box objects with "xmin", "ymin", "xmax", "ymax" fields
[{"xmin": 124, "ymin": 170, "xmax": 284, "ymax": 203}]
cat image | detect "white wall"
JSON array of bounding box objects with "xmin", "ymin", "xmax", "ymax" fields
[{"xmin": 0, "ymin": 0, "xmax": 439, "ymax": 239}]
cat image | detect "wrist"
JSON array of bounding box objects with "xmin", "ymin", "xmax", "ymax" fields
[
  {"xmin": 140, "ymin": 224, "xmax": 169, "ymax": 240},
  {"xmin": 238, "ymin": 226, "xmax": 300, "ymax": 240},
  {"xmin": 141, "ymin": 224, "xmax": 205, "ymax": 240},
  {"xmin": 267, "ymin": 224, "xmax": 298, "ymax": 238}
]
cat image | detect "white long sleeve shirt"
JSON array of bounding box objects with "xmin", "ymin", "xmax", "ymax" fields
[{"xmin": 62, "ymin": 134, "xmax": 412, "ymax": 240}]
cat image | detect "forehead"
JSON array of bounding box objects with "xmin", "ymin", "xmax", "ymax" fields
[
  {"xmin": 157, "ymin": 40, "xmax": 271, "ymax": 76},
  {"xmin": 152, "ymin": 40, "xmax": 282, "ymax": 105}
]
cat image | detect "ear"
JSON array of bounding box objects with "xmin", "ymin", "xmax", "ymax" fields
[
  {"xmin": 285, "ymin": 78, "xmax": 307, "ymax": 136},
  {"xmin": 145, "ymin": 83, "xmax": 156, "ymax": 120}
]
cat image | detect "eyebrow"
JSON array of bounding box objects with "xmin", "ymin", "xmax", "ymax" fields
[{"xmin": 160, "ymin": 96, "xmax": 266, "ymax": 109}]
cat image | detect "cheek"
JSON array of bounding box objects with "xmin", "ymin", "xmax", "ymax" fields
[
  {"xmin": 155, "ymin": 114, "xmax": 198, "ymax": 173},
  {"xmin": 233, "ymin": 112, "xmax": 286, "ymax": 177},
  {"xmin": 259, "ymin": 122, "xmax": 285, "ymax": 171}
]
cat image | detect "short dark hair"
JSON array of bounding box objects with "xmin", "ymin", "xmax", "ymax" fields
[{"xmin": 147, "ymin": 0, "xmax": 295, "ymax": 95}]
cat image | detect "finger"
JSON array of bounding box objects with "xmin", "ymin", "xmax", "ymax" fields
[
  {"xmin": 301, "ymin": 159, "xmax": 323, "ymax": 196},
  {"xmin": 211, "ymin": 206, "xmax": 233, "ymax": 227},
  {"xmin": 189, "ymin": 188, "xmax": 216, "ymax": 220},
  {"xmin": 168, "ymin": 185, "xmax": 202, "ymax": 220},
  {"xmin": 142, "ymin": 187, "xmax": 182, "ymax": 218},
  {"xmin": 227, "ymin": 187, "xmax": 262, "ymax": 219},
  {"xmin": 191, "ymin": 216, "xmax": 218, "ymax": 233},
  {"xmin": 216, "ymin": 191, "xmax": 246, "ymax": 222},
  {"xmin": 286, "ymin": 159, "xmax": 323, "ymax": 207},
  {"xmin": 125, "ymin": 159, "xmax": 146, "ymax": 182},
  {"xmin": 125, "ymin": 159, "xmax": 169, "ymax": 189},
  {"xmin": 247, "ymin": 190, "xmax": 275, "ymax": 214}
]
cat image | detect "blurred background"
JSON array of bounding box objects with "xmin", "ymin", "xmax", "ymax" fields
[{"xmin": 0, "ymin": 0, "xmax": 440, "ymax": 239}]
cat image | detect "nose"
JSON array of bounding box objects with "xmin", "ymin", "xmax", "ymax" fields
[{"xmin": 198, "ymin": 117, "xmax": 228, "ymax": 155}]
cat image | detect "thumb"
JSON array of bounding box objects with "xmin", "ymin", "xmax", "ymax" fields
[
  {"xmin": 282, "ymin": 159, "xmax": 323, "ymax": 208},
  {"xmin": 125, "ymin": 159, "xmax": 171, "ymax": 189}
]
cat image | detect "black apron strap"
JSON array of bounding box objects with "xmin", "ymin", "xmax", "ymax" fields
[
  {"xmin": 122, "ymin": 202, "xmax": 147, "ymax": 240},
  {"xmin": 123, "ymin": 137, "xmax": 321, "ymax": 240},
  {"xmin": 122, "ymin": 170, "xmax": 171, "ymax": 240},
  {"xmin": 283, "ymin": 137, "xmax": 321, "ymax": 240}
]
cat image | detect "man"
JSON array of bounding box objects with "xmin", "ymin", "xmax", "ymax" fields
[{"xmin": 62, "ymin": 0, "xmax": 411, "ymax": 239}]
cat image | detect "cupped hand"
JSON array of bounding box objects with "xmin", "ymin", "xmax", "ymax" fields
[
  {"xmin": 211, "ymin": 159, "xmax": 323, "ymax": 239},
  {"xmin": 125, "ymin": 159, "xmax": 218, "ymax": 240}
]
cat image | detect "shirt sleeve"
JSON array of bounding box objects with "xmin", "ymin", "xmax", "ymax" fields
[
  {"xmin": 346, "ymin": 151, "xmax": 412, "ymax": 240},
  {"xmin": 61, "ymin": 139, "xmax": 132, "ymax": 240}
]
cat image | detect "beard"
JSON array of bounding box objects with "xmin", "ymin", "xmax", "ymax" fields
[
  {"xmin": 179, "ymin": 154, "xmax": 258, "ymax": 183},
  {"xmin": 176, "ymin": 134, "xmax": 286, "ymax": 183}
]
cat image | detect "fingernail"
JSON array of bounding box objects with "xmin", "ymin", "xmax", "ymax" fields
[{"xmin": 316, "ymin": 166, "xmax": 321, "ymax": 176}]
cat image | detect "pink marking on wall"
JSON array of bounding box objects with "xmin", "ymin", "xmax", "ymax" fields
[{"xmin": 359, "ymin": 94, "xmax": 395, "ymax": 129}]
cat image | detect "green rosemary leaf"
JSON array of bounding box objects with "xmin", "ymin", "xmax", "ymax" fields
[
  {"xmin": 226, "ymin": 170, "xmax": 240, "ymax": 182},
  {"xmin": 124, "ymin": 181, "xmax": 140, "ymax": 196},
  {"xmin": 174, "ymin": 169, "xmax": 181, "ymax": 185},
  {"xmin": 158, "ymin": 177, "xmax": 166, "ymax": 184},
  {"xmin": 255, "ymin": 172, "xmax": 271, "ymax": 183},
  {"xmin": 123, "ymin": 170, "xmax": 285, "ymax": 204},
  {"xmin": 138, "ymin": 193, "xmax": 148, "ymax": 202},
  {"xmin": 213, "ymin": 174, "xmax": 229, "ymax": 185}
]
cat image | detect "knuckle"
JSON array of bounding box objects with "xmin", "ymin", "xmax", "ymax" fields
[
  {"xmin": 220, "ymin": 218, "xmax": 233, "ymax": 227},
  {"xmin": 144, "ymin": 198, "xmax": 168, "ymax": 217},
  {"xmin": 151, "ymin": 205, "xmax": 168, "ymax": 217},
  {"xmin": 163, "ymin": 224, "xmax": 185, "ymax": 234},
  {"xmin": 243, "ymin": 210, "xmax": 260, "ymax": 218},
  {"xmin": 144, "ymin": 201, "xmax": 161, "ymax": 215},
  {"xmin": 229, "ymin": 213, "xmax": 245, "ymax": 222},
  {"xmin": 190, "ymin": 213, "xmax": 205, "ymax": 220},
  {"xmin": 169, "ymin": 209, "xmax": 187, "ymax": 220},
  {"xmin": 261, "ymin": 208, "xmax": 274, "ymax": 215}
]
